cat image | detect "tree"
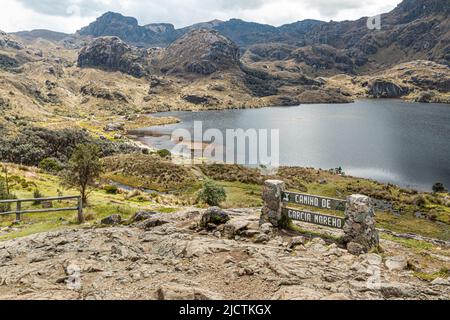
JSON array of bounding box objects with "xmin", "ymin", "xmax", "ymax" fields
[
  {"xmin": 197, "ymin": 180, "xmax": 227, "ymax": 206},
  {"xmin": 432, "ymin": 182, "xmax": 447, "ymax": 193},
  {"xmin": 61, "ymin": 144, "xmax": 103, "ymax": 205}
]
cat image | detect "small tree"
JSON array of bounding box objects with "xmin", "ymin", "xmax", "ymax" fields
[
  {"xmin": 61, "ymin": 144, "xmax": 103, "ymax": 205},
  {"xmin": 432, "ymin": 182, "xmax": 447, "ymax": 193},
  {"xmin": 197, "ymin": 180, "xmax": 227, "ymax": 206},
  {"xmin": 0, "ymin": 179, "xmax": 15, "ymax": 213}
]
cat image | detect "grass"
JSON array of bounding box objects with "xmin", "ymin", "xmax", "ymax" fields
[
  {"xmin": 414, "ymin": 268, "xmax": 450, "ymax": 282},
  {"xmin": 218, "ymin": 181, "xmax": 263, "ymax": 208},
  {"xmin": 380, "ymin": 233, "xmax": 434, "ymax": 252},
  {"xmin": 1, "ymin": 161, "xmax": 449, "ymax": 244}
]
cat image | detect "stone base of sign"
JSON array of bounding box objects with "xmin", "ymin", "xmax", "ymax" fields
[
  {"xmin": 260, "ymin": 180, "xmax": 286, "ymax": 227},
  {"xmin": 343, "ymin": 194, "xmax": 379, "ymax": 254}
]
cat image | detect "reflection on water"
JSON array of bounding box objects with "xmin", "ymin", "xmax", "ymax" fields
[{"xmin": 136, "ymin": 100, "xmax": 450, "ymax": 191}]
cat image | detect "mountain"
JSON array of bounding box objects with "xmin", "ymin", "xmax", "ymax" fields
[
  {"xmin": 77, "ymin": 12, "xmax": 178, "ymax": 47},
  {"xmin": 12, "ymin": 29, "xmax": 70, "ymax": 43}
]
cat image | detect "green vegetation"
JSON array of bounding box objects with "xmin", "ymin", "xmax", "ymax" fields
[
  {"xmin": 157, "ymin": 149, "xmax": 171, "ymax": 158},
  {"xmin": 414, "ymin": 268, "xmax": 449, "ymax": 282},
  {"xmin": 0, "ymin": 126, "xmax": 138, "ymax": 167},
  {"xmin": 197, "ymin": 180, "xmax": 227, "ymax": 206},
  {"xmin": 61, "ymin": 144, "xmax": 103, "ymax": 204},
  {"xmin": 432, "ymin": 182, "xmax": 447, "ymax": 193},
  {"xmin": 103, "ymin": 185, "xmax": 119, "ymax": 195},
  {"xmin": 39, "ymin": 157, "xmax": 63, "ymax": 173}
]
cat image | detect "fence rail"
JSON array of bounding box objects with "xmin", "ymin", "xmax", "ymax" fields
[{"xmin": 0, "ymin": 196, "xmax": 84, "ymax": 223}]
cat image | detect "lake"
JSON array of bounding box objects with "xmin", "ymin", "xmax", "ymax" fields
[{"xmin": 135, "ymin": 100, "xmax": 450, "ymax": 191}]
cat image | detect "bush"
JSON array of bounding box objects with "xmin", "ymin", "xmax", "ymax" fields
[
  {"xmin": 157, "ymin": 149, "xmax": 171, "ymax": 158},
  {"xmin": 33, "ymin": 189, "xmax": 44, "ymax": 205},
  {"xmin": 197, "ymin": 180, "xmax": 227, "ymax": 206},
  {"xmin": 414, "ymin": 195, "xmax": 427, "ymax": 208},
  {"xmin": 0, "ymin": 179, "xmax": 15, "ymax": 212},
  {"xmin": 432, "ymin": 182, "xmax": 447, "ymax": 193},
  {"xmin": 39, "ymin": 157, "xmax": 63, "ymax": 173},
  {"xmin": 104, "ymin": 185, "xmax": 119, "ymax": 195}
]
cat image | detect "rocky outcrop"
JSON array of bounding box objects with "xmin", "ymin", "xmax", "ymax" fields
[
  {"xmin": 0, "ymin": 31, "xmax": 23, "ymax": 50},
  {"xmin": 0, "ymin": 208, "xmax": 447, "ymax": 300},
  {"xmin": 77, "ymin": 36, "xmax": 148, "ymax": 78},
  {"xmin": 160, "ymin": 29, "xmax": 240, "ymax": 75},
  {"xmin": 368, "ymin": 79, "xmax": 409, "ymax": 98}
]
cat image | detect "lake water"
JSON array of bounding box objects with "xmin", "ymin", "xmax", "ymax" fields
[{"xmin": 136, "ymin": 100, "xmax": 450, "ymax": 191}]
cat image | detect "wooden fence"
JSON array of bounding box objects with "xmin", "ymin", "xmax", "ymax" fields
[{"xmin": 0, "ymin": 196, "xmax": 84, "ymax": 223}]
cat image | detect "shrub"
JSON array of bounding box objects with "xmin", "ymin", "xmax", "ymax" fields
[
  {"xmin": 157, "ymin": 149, "xmax": 171, "ymax": 158},
  {"xmin": 432, "ymin": 182, "xmax": 447, "ymax": 193},
  {"xmin": 0, "ymin": 179, "xmax": 15, "ymax": 212},
  {"xmin": 414, "ymin": 195, "xmax": 427, "ymax": 208},
  {"xmin": 197, "ymin": 180, "xmax": 227, "ymax": 206},
  {"xmin": 104, "ymin": 185, "xmax": 119, "ymax": 195},
  {"xmin": 39, "ymin": 157, "xmax": 63, "ymax": 173},
  {"xmin": 33, "ymin": 189, "xmax": 44, "ymax": 205}
]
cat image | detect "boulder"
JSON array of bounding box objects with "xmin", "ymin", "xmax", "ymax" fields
[
  {"xmin": 130, "ymin": 211, "xmax": 158, "ymax": 223},
  {"xmin": 199, "ymin": 207, "xmax": 230, "ymax": 229},
  {"xmin": 288, "ymin": 236, "xmax": 306, "ymax": 249},
  {"xmin": 385, "ymin": 256, "xmax": 408, "ymax": 271},
  {"xmin": 101, "ymin": 215, "xmax": 122, "ymax": 225},
  {"xmin": 137, "ymin": 218, "xmax": 170, "ymax": 230},
  {"xmin": 223, "ymin": 219, "xmax": 250, "ymax": 239}
]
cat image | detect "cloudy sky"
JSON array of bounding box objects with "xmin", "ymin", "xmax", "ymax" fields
[{"xmin": 1, "ymin": 0, "xmax": 402, "ymax": 33}]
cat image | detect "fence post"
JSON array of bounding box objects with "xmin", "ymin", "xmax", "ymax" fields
[
  {"xmin": 15, "ymin": 201, "xmax": 21, "ymax": 223},
  {"xmin": 343, "ymin": 194, "xmax": 379, "ymax": 255},
  {"xmin": 77, "ymin": 197, "xmax": 85, "ymax": 224},
  {"xmin": 260, "ymin": 180, "xmax": 286, "ymax": 227}
]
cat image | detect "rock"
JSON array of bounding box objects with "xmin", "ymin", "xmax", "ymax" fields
[
  {"xmin": 104, "ymin": 122, "xmax": 125, "ymax": 132},
  {"xmin": 378, "ymin": 283, "xmax": 415, "ymax": 298},
  {"xmin": 431, "ymin": 278, "xmax": 449, "ymax": 286},
  {"xmin": 288, "ymin": 236, "xmax": 306, "ymax": 249},
  {"xmin": 77, "ymin": 36, "xmax": 148, "ymax": 78},
  {"xmin": 254, "ymin": 234, "xmax": 270, "ymax": 243},
  {"xmin": 347, "ymin": 242, "xmax": 365, "ymax": 256},
  {"xmin": 199, "ymin": 207, "xmax": 230, "ymax": 229},
  {"xmin": 385, "ymin": 256, "xmax": 408, "ymax": 271},
  {"xmin": 130, "ymin": 211, "xmax": 157, "ymax": 223},
  {"xmin": 0, "ymin": 31, "xmax": 23, "ymax": 50},
  {"xmin": 368, "ymin": 79, "xmax": 409, "ymax": 98},
  {"xmin": 320, "ymin": 293, "xmax": 350, "ymax": 300},
  {"xmin": 78, "ymin": 12, "xmax": 177, "ymax": 47},
  {"xmin": 156, "ymin": 284, "xmax": 223, "ymax": 300},
  {"xmin": 160, "ymin": 29, "xmax": 240, "ymax": 75},
  {"xmin": 137, "ymin": 218, "xmax": 170, "ymax": 230},
  {"xmin": 223, "ymin": 219, "xmax": 250, "ymax": 239},
  {"xmin": 101, "ymin": 215, "xmax": 122, "ymax": 225},
  {"xmin": 260, "ymin": 223, "xmax": 274, "ymax": 235}
]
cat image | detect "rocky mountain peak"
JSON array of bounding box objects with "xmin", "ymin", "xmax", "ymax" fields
[
  {"xmin": 390, "ymin": 0, "xmax": 449, "ymax": 23},
  {"xmin": 78, "ymin": 12, "xmax": 139, "ymax": 37}
]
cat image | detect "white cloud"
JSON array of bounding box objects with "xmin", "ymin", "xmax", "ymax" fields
[{"xmin": 1, "ymin": 0, "xmax": 402, "ymax": 33}]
